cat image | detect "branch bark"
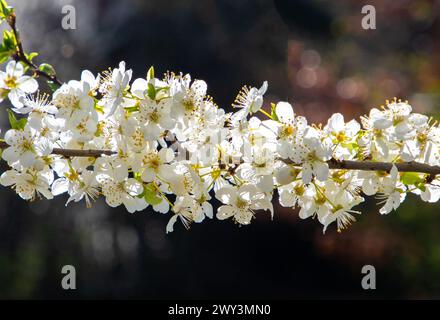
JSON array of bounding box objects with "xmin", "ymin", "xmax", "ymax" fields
[
  {"xmin": 1, "ymin": 141, "xmax": 440, "ymax": 176},
  {"xmin": 0, "ymin": 141, "xmax": 116, "ymax": 157},
  {"xmin": 320, "ymin": 158, "xmax": 440, "ymax": 176},
  {"xmin": 7, "ymin": 12, "xmax": 62, "ymax": 86}
]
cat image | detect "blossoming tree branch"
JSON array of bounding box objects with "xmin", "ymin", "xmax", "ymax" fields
[{"xmin": 0, "ymin": 2, "xmax": 439, "ymax": 234}]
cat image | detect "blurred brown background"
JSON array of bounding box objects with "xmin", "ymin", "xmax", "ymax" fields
[{"xmin": 0, "ymin": 0, "xmax": 439, "ymax": 299}]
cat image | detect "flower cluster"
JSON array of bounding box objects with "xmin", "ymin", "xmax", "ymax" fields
[{"xmin": 1, "ymin": 59, "xmax": 439, "ymax": 233}]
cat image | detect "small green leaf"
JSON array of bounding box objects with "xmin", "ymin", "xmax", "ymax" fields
[
  {"xmin": 0, "ymin": 31, "xmax": 15, "ymax": 63},
  {"xmin": 25, "ymin": 52, "xmax": 39, "ymax": 62},
  {"xmin": 0, "ymin": 0, "xmax": 12, "ymax": 20},
  {"xmin": 270, "ymin": 102, "xmax": 279, "ymax": 121},
  {"xmin": 21, "ymin": 53, "xmax": 39, "ymax": 73},
  {"xmin": 133, "ymin": 172, "xmax": 142, "ymax": 180},
  {"xmin": 39, "ymin": 63, "xmax": 56, "ymax": 77},
  {"xmin": 343, "ymin": 142, "xmax": 359, "ymax": 153},
  {"xmin": 2, "ymin": 30, "xmax": 15, "ymax": 50},
  {"xmin": 7, "ymin": 109, "xmax": 27, "ymax": 130},
  {"xmin": 147, "ymin": 83, "xmax": 156, "ymax": 100},
  {"xmin": 415, "ymin": 182, "xmax": 426, "ymax": 192},
  {"xmin": 144, "ymin": 183, "xmax": 162, "ymax": 205},
  {"xmin": 401, "ymin": 172, "xmax": 424, "ymax": 186},
  {"xmin": 125, "ymin": 105, "xmax": 140, "ymax": 113},
  {"xmin": 146, "ymin": 66, "xmax": 154, "ymax": 81},
  {"xmin": 93, "ymin": 101, "xmax": 104, "ymax": 114},
  {"xmin": 0, "ymin": 51, "xmax": 10, "ymax": 63},
  {"xmin": 47, "ymin": 81, "xmax": 59, "ymax": 92}
]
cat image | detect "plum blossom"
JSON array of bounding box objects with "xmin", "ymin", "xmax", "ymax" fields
[
  {"xmin": 2, "ymin": 127, "xmax": 53, "ymax": 168},
  {"xmin": 0, "ymin": 60, "xmax": 38, "ymax": 110},
  {"xmin": 97, "ymin": 174, "xmax": 147, "ymax": 213},
  {"xmin": 215, "ymin": 184, "xmax": 273, "ymax": 225},
  {"xmin": 0, "ymin": 57, "xmax": 439, "ymax": 234},
  {"xmin": 231, "ymin": 81, "xmax": 268, "ymax": 121},
  {"xmin": 0, "ymin": 168, "xmax": 53, "ymax": 200}
]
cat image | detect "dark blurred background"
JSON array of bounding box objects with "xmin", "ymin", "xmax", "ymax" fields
[{"xmin": 0, "ymin": 0, "xmax": 440, "ymax": 299}]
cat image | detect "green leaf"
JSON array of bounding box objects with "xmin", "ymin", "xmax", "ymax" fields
[
  {"xmin": 143, "ymin": 183, "xmax": 162, "ymax": 205},
  {"xmin": 125, "ymin": 105, "xmax": 140, "ymax": 113},
  {"xmin": 146, "ymin": 66, "xmax": 154, "ymax": 81},
  {"xmin": 93, "ymin": 101, "xmax": 104, "ymax": 114},
  {"xmin": 0, "ymin": 31, "xmax": 16, "ymax": 63},
  {"xmin": 0, "ymin": 0, "xmax": 12, "ymax": 20},
  {"xmin": 46, "ymin": 81, "xmax": 59, "ymax": 92},
  {"xmin": 7, "ymin": 109, "xmax": 27, "ymax": 130},
  {"xmin": 2, "ymin": 30, "xmax": 15, "ymax": 50},
  {"xmin": 0, "ymin": 51, "xmax": 10, "ymax": 63},
  {"xmin": 415, "ymin": 181, "xmax": 426, "ymax": 192},
  {"xmin": 25, "ymin": 52, "xmax": 39, "ymax": 62},
  {"xmin": 147, "ymin": 83, "xmax": 156, "ymax": 100},
  {"xmin": 343, "ymin": 142, "xmax": 359, "ymax": 153},
  {"xmin": 401, "ymin": 172, "xmax": 424, "ymax": 186},
  {"xmin": 39, "ymin": 63, "xmax": 56, "ymax": 77},
  {"xmin": 270, "ymin": 102, "xmax": 279, "ymax": 121}
]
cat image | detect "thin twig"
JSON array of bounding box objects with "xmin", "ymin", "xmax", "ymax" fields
[
  {"xmin": 284, "ymin": 158, "xmax": 440, "ymax": 176},
  {"xmin": 7, "ymin": 13, "xmax": 62, "ymax": 86},
  {"xmin": 0, "ymin": 141, "xmax": 115, "ymax": 157},
  {"xmin": 1, "ymin": 141, "xmax": 439, "ymax": 175}
]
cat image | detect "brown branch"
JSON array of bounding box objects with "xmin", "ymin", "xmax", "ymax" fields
[
  {"xmin": 51, "ymin": 148, "xmax": 116, "ymax": 157},
  {"xmin": 283, "ymin": 158, "xmax": 440, "ymax": 176},
  {"xmin": 7, "ymin": 12, "xmax": 62, "ymax": 86},
  {"xmin": 0, "ymin": 141, "xmax": 439, "ymax": 176},
  {"xmin": 326, "ymin": 158, "xmax": 440, "ymax": 175},
  {"xmin": 0, "ymin": 141, "xmax": 115, "ymax": 157}
]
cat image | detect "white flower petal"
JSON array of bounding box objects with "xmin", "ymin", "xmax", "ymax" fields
[{"xmin": 216, "ymin": 205, "xmax": 235, "ymax": 220}]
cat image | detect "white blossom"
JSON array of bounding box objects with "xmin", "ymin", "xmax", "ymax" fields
[
  {"xmin": 0, "ymin": 61, "xmax": 38, "ymax": 110},
  {"xmin": 0, "ymin": 58, "xmax": 438, "ymax": 234}
]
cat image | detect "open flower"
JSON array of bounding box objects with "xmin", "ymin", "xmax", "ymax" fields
[
  {"xmin": 53, "ymin": 79, "xmax": 95, "ymax": 122},
  {"xmin": 268, "ymin": 101, "xmax": 308, "ymax": 159},
  {"xmin": 376, "ymin": 165, "xmax": 406, "ymax": 214},
  {"xmin": 98, "ymin": 61, "xmax": 132, "ymax": 116},
  {"xmin": 132, "ymin": 147, "xmax": 174, "ymax": 183},
  {"xmin": 231, "ymin": 81, "xmax": 267, "ymax": 121},
  {"xmin": 0, "ymin": 168, "xmax": 53, "ymax": 200},
  {"xmin": 2, "ymin": 127, "xmax": 53, "ymax": 168},
  {"xmin": 170, "ymin": 75, "xmax": 207, "ymax": 122},
  {"xmin": 0, "ymin": 60, "xmax": 38, "ymax": 110},
  {"xmin": 318, "ymin": 184, "xmax": 364, "ymax": 233},
  {"xmin": 215, "ymin": 184, "xmax": 273, "ymax": 225},
  {"xmin": 291, "ymin": 127, "xmax": 332, "ymax": 184},
  {"xmin": 97, "ymin": 174, "xmax": 147, "ymax": 213},
  {"xmin": 324, "ymin": 113, "xmax": 360, "ymax": 159},
  {"xmin": 130, "ymin": 78, "xmax": 175, "ymax": 140},
  {"xmin": 166, "ymin": 194, "xmax": 213, "ymax": 233},
  {"xmin": 52, "ymin": 169, "xmax": 99, "ymax": 208}
]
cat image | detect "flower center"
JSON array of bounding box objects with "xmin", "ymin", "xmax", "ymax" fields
[
  {"xmin": 279, "ymin": 125, "xmax": 294, "ymax": 139},
  {"xmin": 144, "ymin": 153, "xmax": 161, "ymax": 170},
  {"xmin": 307, "ymin": 150, "xmax": 319, "ymax": 162},
  {"xmin": 236, "ymin": 197, "xmax": 249, "ymax": 210},
  {"xmin": 417, "ymin": 132, "xmax": 427, "ymax": 144},
  {"xmin": 335, "ymin": 131, "xmax": 346, "ymax": 143},
  {"xmin": 182, "ymin": 97, "xmax": 195, "ymax": 112},
  {"xmin": 4, "ymin": 76, "xmax": 17, "ymax": 88},
  {"xmin": 293, "ymin": 184, "xmax": 305, "ymax": 196},
  {"xmin": 393, "ymin": 115, "xmax": 404, "ymax": 126},
  {"xmin": 149, "ymin": 110, "xmax": 160, "ymax": 123},
  {"xmin": 65, "ymin": 169, "xmax": 79, "ymax": 181},
  {"xmin": 21, "ymin": 139, "xmax": 34, "ymax": 151}
]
